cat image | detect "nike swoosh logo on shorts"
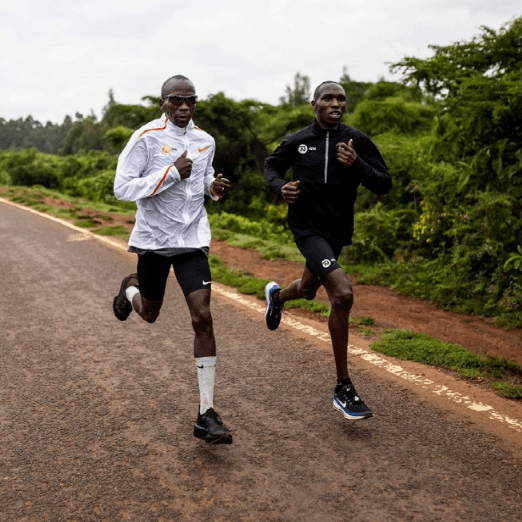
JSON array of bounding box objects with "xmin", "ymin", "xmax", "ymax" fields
[{"xmin": 203, "ymin": 281, "xmax": 211, "ymax": 285}]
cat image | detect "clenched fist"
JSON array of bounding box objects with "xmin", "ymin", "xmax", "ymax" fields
[{"xmin": 175, "ymin": 150, "xmax": 193, "ymax": 179}]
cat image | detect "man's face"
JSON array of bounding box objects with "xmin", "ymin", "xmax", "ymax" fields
[
  {"xmin": 159, "ymin": 81, "xmax": 197, "ymax": 128},
  {"xmin": 311, "ymin": 84, "xmax": 347, "ymax": 129}
]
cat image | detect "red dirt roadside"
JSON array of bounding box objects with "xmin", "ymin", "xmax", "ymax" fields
[{"xmin": 210, "ymin": 239, "xmax": 522, "ymax": 367}]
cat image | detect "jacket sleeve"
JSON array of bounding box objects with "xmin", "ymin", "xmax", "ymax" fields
[
  {"xmin": 350, "ymin": 137, "xmax": 392, "ymax": 195},
  {"xmin": 113, "ymin": 136, "xmax": 182, "ymax": 202},
  {"xmin": 264, "ymin": 137, "xmax": 293, "ymax": 197},
  {"xmin": 203, "ymin": 145, "xmax": 220, "ymax": 201}
]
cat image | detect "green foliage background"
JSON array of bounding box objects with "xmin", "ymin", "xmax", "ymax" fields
[{"xmin": 1, "ymin": 17, "xmax": 521, "ymax": 327}]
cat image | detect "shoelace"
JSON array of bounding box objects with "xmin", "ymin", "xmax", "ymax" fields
[{"xmin": 338, "ymin": 385, "xmax": 360, "ymax": 403}]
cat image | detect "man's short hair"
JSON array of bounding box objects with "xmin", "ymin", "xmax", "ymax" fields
[
  {"xmin": 161, "ymin": 75, "xmax": 194, "ymax": 97},
  {"xmin": 313, "ymin": 81, "xmax": 344, "ymax": 101}
]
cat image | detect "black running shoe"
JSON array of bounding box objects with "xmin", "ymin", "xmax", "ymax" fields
[
  {"xmin": 194, "ymin": 408, "xmax": 233, "ymax": 444},
  {"xmin": 112, "ymin": 273, "xmax": 138, "ymax": 321},
  {"xmin": 265, "ymin": 281, "xmax": 283, "ymax": 331},
  {"xmin": 333, "ymin": 380, "xmax": 373, "ymax": 420}
]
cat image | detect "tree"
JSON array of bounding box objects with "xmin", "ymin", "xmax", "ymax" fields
[
  {"xmin": 391, "ymin": 17, "xmax": 522, "ymax": 99},
  {"xmin": 101, "ymin": 91, "xmax": 161, "ymax": 130},
  {"xmin": 279, "ymin": 72, "xmax": 311, "ymax": 106},
  {"xmin": 59, "ymin": 113, "xmax": 105, "ymax": 155},
  {"xmin": 391, "ymin": 17, "xmax": 522, "ymax": 191}
]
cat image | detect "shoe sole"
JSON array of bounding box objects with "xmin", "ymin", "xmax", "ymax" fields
[
  {"xmin": 264, "ymin": 282, "xmax": 281, "ymax": 331},
  {"xmin": 333, "ymin": 399, "xmax": 373, "ymax": 420},
  {"xmin": 113, "ymin": 274, "xmax": 137, "ymax": 321},
  {"xmin": 194, "ymin": 425, "xmax": 233, "ymax": 444}
]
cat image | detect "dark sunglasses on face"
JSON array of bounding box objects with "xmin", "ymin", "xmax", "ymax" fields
[{"xmin": 163, "ymin": 94, "xmax": 198, "ymax": 105}]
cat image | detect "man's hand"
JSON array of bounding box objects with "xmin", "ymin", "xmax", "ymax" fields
[
  {"xmin": 211, "ymin": 173, "xmax": 231, "ymax": 197},
  {"xmin": 337, "ymin": 139, "xmax": 357, "ymax": 167},
  {"xmin": 281, "ymin": 180, "xmax": 301, "ymax": 204},
  {"xmin": 175, "ymin": 150, "xmax": 193, "ymax": 179}
]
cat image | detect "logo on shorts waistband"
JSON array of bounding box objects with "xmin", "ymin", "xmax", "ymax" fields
[{"xmin": 322, "ymin": 259, "xmax": 332, "ymax": 268}]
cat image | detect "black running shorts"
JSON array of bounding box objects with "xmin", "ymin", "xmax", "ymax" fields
[
  {"xmin": 295, "ymin": 235, "xmax": 345, "ymax": 283},
  {"xmin": 137, "ymin": 250, "xmax": 211, "ymax": 301}
]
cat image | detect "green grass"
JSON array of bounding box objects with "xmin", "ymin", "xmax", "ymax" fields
[
  {"xmin": 209, "ymin": 255, "xmax": 267, "ymax": 298},
  {"xmin": 211, "ymin": 227, "xmax": 304, "ymax": 262},
  {"xmin": 351, "ymin": 315, "xmax": 375, "ymax": 326},
  {"xmin": 0, "ymin": 185, "xmax": 135, "ymax": 220},
  {"xmin": 283, "ymin": 298, "xmax": 331, "ymax": 317},
  {"xmin": 371, "ymin": 329, "xmax": 522, "ymax": 399},
  {"xmin": 93, "ymin": 225, "xmax": 130, "ymax": 238},
  {"xmin": 492, "ymin": 382, "xmax": 522, "ymax": 399}
]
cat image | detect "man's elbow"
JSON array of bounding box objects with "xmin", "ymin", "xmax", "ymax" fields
[
  {"xmin": 114, "ymin": 184, "xmax": 134, "ymax": 202},
  {"xmin": 376, "ymin": 175, "xmax": 392, "ymax": 195}
]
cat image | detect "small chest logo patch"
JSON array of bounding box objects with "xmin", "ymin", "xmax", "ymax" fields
[
  {"xmin": 161, "ymin": 144, "xmax": 172, "ymax": 154},
  {"xmin": 298, "ymin": 144, "xmax": 308, "ymax": 154}
]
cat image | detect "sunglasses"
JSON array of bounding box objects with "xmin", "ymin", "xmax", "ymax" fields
[{"xmin": 163, "ymin": 94, "xmax": 198, "ymax": 105}]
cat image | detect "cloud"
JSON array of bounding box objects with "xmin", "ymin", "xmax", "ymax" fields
[{"xmin": 0, "ymin": 0, "xmax": 520, "ymax": 123}]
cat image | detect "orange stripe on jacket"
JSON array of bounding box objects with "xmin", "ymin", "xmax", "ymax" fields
[
  {"xmin": 139, "ymin": 117, "xmax": 168, "ymax": 138},
  {"xmin": 151, "ymin": 165, "xmax": 173, "ymax": 196}
]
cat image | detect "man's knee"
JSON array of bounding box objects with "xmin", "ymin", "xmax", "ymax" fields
[
  {"xmin": 138, "ymin": 297, "xmax": 163, "ymax": 324},
  {"xmin": 299, "ymin": 284, "xmax": 318, "ymax": 301},
  {"xmin": 191, "ymin": 307, "xmax": 213, "ymax": 333},
  {"xmin": 330, "ymin": 287, "xmax": 353, "ymax": 311},
  {"xmin": 297, "ymin": 278, "xmax": 320, "ymax": 300},
  {"xmin": 324, "ymin": 269, "xmax": 354, "ymax": 311}
]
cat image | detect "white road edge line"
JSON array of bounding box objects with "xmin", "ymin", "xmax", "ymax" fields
[
  {"xmin": 213, "ymin": 286, "xmax": 522, "ymax": 435},
  {"xmin": 3, "ymin": 196, "xmax": 522, "ymax": 435}
]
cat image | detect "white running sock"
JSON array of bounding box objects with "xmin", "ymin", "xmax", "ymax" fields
[
  {"xmin": 125, "ymin": 286, "xmax": 139, "ymax": 309},
  {"xmin": 196, "ymin": 356, "xmax": 216, "ymax": 415}
]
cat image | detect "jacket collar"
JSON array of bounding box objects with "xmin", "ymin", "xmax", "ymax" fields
[
  {"xmin": 165, "ymin": 116, "xmax": 195, "ymax": 135},
  {"xmin": 312, "ymin": 119, "xmax": 341, "ymax": 136}
]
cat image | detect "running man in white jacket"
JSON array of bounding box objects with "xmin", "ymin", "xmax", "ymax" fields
[{"xmin": 112, "ymin": 75, "xmax": 233, "ymax": 444}]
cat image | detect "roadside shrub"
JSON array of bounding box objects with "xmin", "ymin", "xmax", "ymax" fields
[
  {"xmin": 347, "ymin": 97, "xmax": 435, "ymax": 136},
  {"xmin": 342, "ymin": 204, "xmax": 415, "ymax": 264},
  {"xmin": 4, "ymin": 148, "xmax": 62, "ymax": 188},
  {"xmin": 104, "ymin": 126, "xmax": 134, "ymax": 153},
  {"xmin": 209, "ymin": 211, "xmax": 292, "ymax": 243},
  {"xmin": 62, "ymin": 170, "xmax": 118, "ymax": 204},
  {"xmin": 0, "ymin": 170, "xmax": 10, "ymax": 185}
]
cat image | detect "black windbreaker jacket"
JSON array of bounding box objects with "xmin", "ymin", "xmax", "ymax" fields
[{"xmin": 264, "ymin": 120, "xmax": 392, "ymax": 245}]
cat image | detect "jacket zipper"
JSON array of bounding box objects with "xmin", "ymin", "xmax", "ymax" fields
[
  {"xmin": 182, "ymin": 130, "xmax": 191, "ymax": 232},
  {"xmin": 324, "ymin": 132, "xmax": 329, "ymax": 183}
]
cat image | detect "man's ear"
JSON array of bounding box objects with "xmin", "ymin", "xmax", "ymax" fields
[
  {"xmin": 159, "ymin": 98, "xmax": 165, "ymax": 111},
  {"xmin": 311, "ymin": 99, "xmax": 317, "ymax": 112}
]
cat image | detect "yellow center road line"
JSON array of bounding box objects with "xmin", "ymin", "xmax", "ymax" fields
[{"xmin": 3, "ymin": 196, "xmax": 522, "ymax": 437}]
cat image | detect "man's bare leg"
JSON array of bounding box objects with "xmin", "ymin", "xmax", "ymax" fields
[
  {"xmin": 322, "ymin": 268, "xmax": 353, "ymax": 381},
  {"xmin": 131, "ymin": 292, "xmax": 163, "ymax": 324},
  {"xmin": 277, "ymin": 265, "xmax": 321, "ymax": 303},
  {"xmin": 186, "ymin": 289, "xmax": 216, "ymax": 358}
]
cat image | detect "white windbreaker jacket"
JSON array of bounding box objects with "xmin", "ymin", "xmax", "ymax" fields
[{"xmin": 114, "ymin": 116, "xmax": 218, "ymax": 251}]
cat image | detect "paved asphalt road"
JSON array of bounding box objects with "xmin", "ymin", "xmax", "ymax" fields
[{"xmin": 1, "ymin": 200, "xmax": 521, "ymax": 522}]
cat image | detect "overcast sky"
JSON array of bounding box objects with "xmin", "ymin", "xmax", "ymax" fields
[{"xmin": 1, "ymin": 0, "xmax": 520, "ymax": 124}]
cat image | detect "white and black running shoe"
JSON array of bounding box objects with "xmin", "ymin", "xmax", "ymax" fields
[
  {"xmin": 112, "ymin": 273, "xmax": 138, "ymax": 321},
  {"xmin": 194, "ymin": 408, "xmax": 233, "ymax": 444},
  {"xmin": 333, "ymin": 381, "xmax": 373, "ymax": 420},
  {"xmin": 264, "ymin": 281, "xmax": 283, "ymax": 331}
]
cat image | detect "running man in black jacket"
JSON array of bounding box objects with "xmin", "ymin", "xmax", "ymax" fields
[{"xmin": 264, "ymin": 81, "xmax": 391, "ymax": 420}]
